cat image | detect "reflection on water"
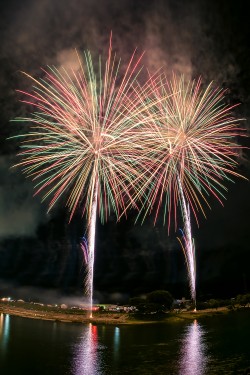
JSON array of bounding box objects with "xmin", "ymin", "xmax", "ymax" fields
[
  {"xmin": 0, "ymin": 313, "xmax": 3, "ymax": 338},
  {"xmin": 0, "ymin": 314, "xmax": 10, "ymax": 356},
  {"xmin": 1, "ymin": 313, "xmax": 250, "ymax": 374},
  {"xmin": 178, "ymin": 319, "xmax": 208, "ymax": 375},
  {"xmin": 113, "ymin": 326, "xmax": 120, "ymax": 361},
  {"xmin": 72, "ymin": 323, "xmax": 101, "ymax": 375}
]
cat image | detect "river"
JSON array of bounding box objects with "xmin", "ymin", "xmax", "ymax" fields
[{"xmin": 0, "ymin": 311, "xmax": 250, "ymax": 374}]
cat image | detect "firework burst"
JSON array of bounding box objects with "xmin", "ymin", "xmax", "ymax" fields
[
  {"xmin": 136, "ymin": 73, "xmax": 246, "ymax": 305},
  {"xmin": 139, "ymin": 74, "xmax": 245, "ymax": 225},
  {"xmin": 11, "ymin": 37, "xmax": 162, "ymax": 316}
]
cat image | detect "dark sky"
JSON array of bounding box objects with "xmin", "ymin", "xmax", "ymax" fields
[{"xmin": 0, "ymin": 0, "xmax": 249, "ymax": 304}]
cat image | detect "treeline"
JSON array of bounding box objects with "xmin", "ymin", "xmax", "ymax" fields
[
  {"xmin": 129, "ymin": 290, "xmax": 174, "ymax": 313},
  {"xmin": 129, "ymin": 290, "xmax": 250, "ymax": 313},
  {"xmin": 197, "ymin": 293, "xmax": 250, "ymax": 310}
]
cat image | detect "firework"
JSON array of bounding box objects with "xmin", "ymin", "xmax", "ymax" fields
[
  {"xmin": 177, "ymin": 178, "xmax": 196, "ymax": 306},
  {"xmin": 136, "ymin": 74, "xmax": 245, "ymax": 306},
  {"xmin": 80, "ymin": 236, "xmax": 89, "ymax": 264},
  {"xmin": 11, "ymin": 37, "xmax": 162, "ymax": 317}
]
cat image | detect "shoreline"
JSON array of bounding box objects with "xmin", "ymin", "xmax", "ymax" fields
[{"xmin": 0, "ymin": 302, "xmax": 233, "ymax": 325}]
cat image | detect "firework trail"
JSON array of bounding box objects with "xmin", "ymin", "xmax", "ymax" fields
[
  {"xmin": 11, "ymin": 36, "xmax": 163, "ymax": 317},
  {"xmin": 80, "ymin": 236, "xmax": 89, "ymax": 265},
  {"xmin": 177, "ymin": 177, "xmax": 196, "ymax": 308},
  {"xmin": 136, "ymin": 74, "xmax": 245, "ymax": 306}
]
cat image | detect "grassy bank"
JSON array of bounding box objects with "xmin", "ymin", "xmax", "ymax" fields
[{"xmin": 0, "ymin": 301, "xmax": 234, "ymax": 325}]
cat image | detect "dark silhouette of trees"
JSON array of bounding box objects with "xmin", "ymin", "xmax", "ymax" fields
[{"xmin": 130, "ymin": 290, "xmax": 173, "ymax": 313}]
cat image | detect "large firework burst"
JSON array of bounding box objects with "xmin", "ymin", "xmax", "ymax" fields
[
  {"xmin": 136, "ymin": 74, "xmax": 245, "ymax": 304},
  {"xmin": 140, "ymin": 74, "xmax": 245, "ymax": 224},
  {"xmin": 11, "ymin": 38, "xmax": 162, "ymax": 316}
]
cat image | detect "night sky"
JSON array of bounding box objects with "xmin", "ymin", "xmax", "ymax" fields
[{"xmin": 0, "ymin": 0, "xmax": 249, "ymax": 304}]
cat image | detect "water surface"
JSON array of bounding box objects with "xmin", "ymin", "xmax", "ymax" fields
[{"xmin": 0, "ymin": 311, "xmax": 250, "ymax": 374}]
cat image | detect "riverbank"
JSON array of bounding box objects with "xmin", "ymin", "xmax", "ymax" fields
[
  {"xmin": 0, "ymin": 301, "xmax": 129, "ymax": 324},
  {"xmin": 0, "ymin": 301, "xmax": 234, "ymax": 325}
]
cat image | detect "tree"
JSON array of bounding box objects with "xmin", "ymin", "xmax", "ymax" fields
[
  {"xmin": 236, "ymin": 294, "xmax": 250, "ymax": 307},
  {"xmin": 147, "ymin": 290, "xmax": 173, "ymax": 310},
  {"xmin": 208, "ymin": 299, "xmax": 219, "ymax": 310}
]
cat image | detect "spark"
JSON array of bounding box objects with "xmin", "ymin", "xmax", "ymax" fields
[
  {"xmin": 11, "ymin": 36, "xmax": 164, "ymax": 316},
  {"xmin": 136, "ymin": 73, "xmax": 246, "ymax": 305}
]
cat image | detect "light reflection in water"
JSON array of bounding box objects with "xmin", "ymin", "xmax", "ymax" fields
[
  {"xmin": 0, "ymin": 313, "xmax": 3, "ymax": 339},
  {"xmin": 113, "ymin": 326, "xmax": 120, "ymax": 361},
  {"xmin": 0, "ymin": 314, "xmax": 10, "ymax": 356},
  {"xmin": 72, "ymin": 323, "xmax": 101, "ymax": 375},
  {"xmin": 178, "ymin": 319, "xmax": 208, "ymax": 375}
]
